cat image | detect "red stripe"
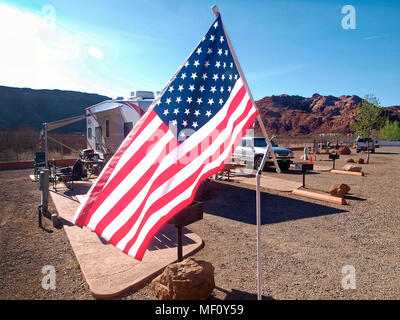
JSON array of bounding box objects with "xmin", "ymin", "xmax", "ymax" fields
[
  {"xmin": 83, "ymin": 122, "xmax": 168, "ymax": 225},
  {"xmin": 126, "ymin": 102, "xmax": 145, "ymax": 116},
  {"xmin": 102, "ymin": 86, "xmax": 248, "ymax": 245},
  {"xmin": 134, "ymin": 108, "xmax": 258, "ymax": 260},
  {"xmin": 94, "ymin": 129, "xmax": 174, "ymax": 235},
  {"xmin": 122, "ymin": 99, "xmax": 256, "ymax": 257},
  {"xmin": 74, "ymin": 109, "xmax": 157, "ymax": 227}
]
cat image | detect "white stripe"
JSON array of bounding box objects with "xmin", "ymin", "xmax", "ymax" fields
[
  {"xmin": 87, "ymin": 128, "xmax": 174, "ymax": 231},
  {"xmin": 103, "ymin": 116, "xmax": 163, "ymax": 189},
  {"xmin": 128, "ymin": 104, "xmax": 257, "ymax": 257},
  {"xmin": 72, "ymin": 114, "xmax": 161, "ymax": 224},
  {"xmin": 97, "ymin": 79, "xmax": 248, "ymax": 239},
  {"xmin": 116, "ymin": 93, "xmax": 253, "ymax": 251}
]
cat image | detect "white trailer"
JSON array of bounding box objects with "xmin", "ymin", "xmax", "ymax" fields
[{"xmin": 85, "ymin": 91, "xmax": 156, "ymax": 160}]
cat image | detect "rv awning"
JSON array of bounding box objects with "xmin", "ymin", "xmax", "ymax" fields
[{"xmin": 44, "ymin": 114, "xmax": 86, "ymax": 132}]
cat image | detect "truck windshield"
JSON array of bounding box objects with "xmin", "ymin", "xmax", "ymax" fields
[{"xmin": 254, "ymin": 138, "xmax": 277, "ymax": 147}]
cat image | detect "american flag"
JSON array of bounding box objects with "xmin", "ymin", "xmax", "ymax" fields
[{"xmin": 73, "ymin": 15, "xmax": 258, "ymax": 260}]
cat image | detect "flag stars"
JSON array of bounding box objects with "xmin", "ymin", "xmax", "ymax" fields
[
  {"xmin": 178, "ymin": 85, "xmax": 184, "ymax": 92},
  {"xmin": 196, "ymin": 97, "xmax": 202, "ymax": 105},
  {"xmin": 199, "ymin": 85, "xmax": 205, "ymax": 93},
  {"xmin": 207, "ymin": 48, "xmax": 213, "ymax": 55},
  {"xmin": 202, "ymin": 73, "xmax": 208, "ymax": 80},
  {"xmin": 219, "ymin": 98, "xmax": 224, "ymax": 105},
  {"xmin": 213, "ymin": 74, "xmax": 219, "ymax": 81},
  {"xmin": 182, "ymin": 120, "xmax": 188, "ymax": 127},
  {"xmin": 184, "ymin": 109, "xmax": 190, "ymax": 115},
  {"xmin": 210, "ymin": 34, "xmax": 215, "ymax": 42},
  {"xmin": 168, "ymin": 86, "xmax": 174, "ymax": 93},
  {"xmin": 205, "ymin": 61, "xmax": 210, "ymax": 68},
  {"xmin": 225, "ymin": 50, "xmax": 228, "ymax": 56},
  {"xmin": 166, "ymin": 98, "xmax": 172, "ymax": 105},
  {"xmin": 210, "ymin": 86, "xmax": 217, "ymax": 93},
  {"xmin": 163, "ymin": 109, "xmax": 169, "ymax": 116},
  {"xmin": 234, "ymin": 74, "xmax": 238, "ymax": 80},
  {"xmin": 180, "ymin": 131, "xmax": 186, "ymax": 139},
  {"xmin": 220, "ymin": 36, "xmax": 225, "ymax": 43},
  {"xmin": 194, "ymin": 60, "xmax": 200, "ymax": 67},
  {"xmin": 196, "ymin": 47, "xmax": 202, "ymax": 55},
  {"xmin": 187, "ymin": 97, "xmax": 193, "ymax": 104},
  {"xmin": 215, "ymin": 61, "xmax": 221, "ymax": 68},
  {"xmin": 184, "ymin": 61, "xmax": 189, "ymax": 68},
  {"xmin": 181, "ymin": 73, "xmax": 187, "ymax": 80},
  {"xmin": 213, "ymin": 21, "xmax": 218, "ymax": 29},
  {"xmin": 221, "ymin": 74, "xmax": 226, "ymax": 81},
  {"xmin": 194, "ymin": 110, "xmax": 200, "ymax": 117},
  {"xmin": 189, "ymin": 84, "xmax": 195, "ymax": 92},
  {"xmin": 176, "ymin": 96, "xmax": 182, "ymax": 103},
  {"xmin": 171, "ymin": 119, "xmax": 177, "ymax": 126},
  {"xmin": 191, "ymin": 72, "xmax": 198, "ymax": 80},
  {"xmin": 220, "ymin": 86, "xmax": 224, "ymax": 93},
  {"xmin": 208, "ymin": 98, "xmax": 214, "ymax": 106},
  {"xmin": 193, "ymin": 122, "xmax": 198, "ymax": 129},
  {"xmin": 206, "ymin": 110, "xmax": 212, "ymax": 117},
  {"xmin": 173, "ymin": 108, "xmax": 180, "ymax": 115},
  {"xmin": 217, "ymin": 49, "xmax": 223, "ymax": 56}
]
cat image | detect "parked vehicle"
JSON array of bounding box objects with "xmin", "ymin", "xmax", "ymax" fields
[
  {"xmin": 355, "ymin": 136, "xmax": 379, "ymax": 153},
  {"xmin": 85, "ymin": 91, "xmax": 156, "ymax": 160},
  {"xmin": 233, "ymin": 136, "xmax": 294, "ymax": 171}
]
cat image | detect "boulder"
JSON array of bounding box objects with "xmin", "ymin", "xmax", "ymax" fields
[
  {"xmin": 346, "ymin": 158, "xmax": 355, "ymax": 163},
  {"xmin": 151, "ymin": 258, "xmax": 215, "ymax": 300},
  {"xmin": 338, "ymin": 146, "xmax": 351, "ymax": 155},
  {"xmin": 329, "ymin": 183, "xmax": 350, "ymax": 198},
  {"xmin": 357, "ymin": 158, "xmax": 365, "ymax": 164},
  {"xmin": 342, "ymin": 164, "xmax": 362, "ymax": 172}
]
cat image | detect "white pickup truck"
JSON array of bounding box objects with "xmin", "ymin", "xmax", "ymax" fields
[
  {"xmin": 233, "ymin": 136, "xmax": 294, "ymax": 171},
  {"xmin": 355, "ymin": 136, "xmax": 379, "ymax": 153}
]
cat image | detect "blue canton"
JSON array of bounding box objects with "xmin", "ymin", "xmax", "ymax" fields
[{"xmin": 154, "ymin": 16, "xmax": 239, "ymax": 142}]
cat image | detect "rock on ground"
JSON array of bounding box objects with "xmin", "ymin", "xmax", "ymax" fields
[
  {"xmin": 151, "ymin": 258, "xmax": 215, "ymax": 300},
  {"xmin": 342, "ymin": 164, "xmax": 362, "ymax": 172},
  {"xmin": 329, "ymin": 183, "xmax": 351, "ymax": 198},
  {"xmin": 338, "ymin": 146, "xmax": 351, "ymax": 155}
]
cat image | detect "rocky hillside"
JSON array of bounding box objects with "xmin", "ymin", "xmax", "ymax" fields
[
  {"xmin": 255, "ymin": 93, "xmax": 400, "ymax": 135},
  {"xmin": 0, "ymin": 86, "xmax": 110, "ymax": 132}
]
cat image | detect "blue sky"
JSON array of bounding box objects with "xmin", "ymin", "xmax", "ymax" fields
[{"xmin": 0, "ymin": 0, "xmax": 399, "ymax": 106}]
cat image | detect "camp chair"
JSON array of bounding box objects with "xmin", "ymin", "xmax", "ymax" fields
[{"xmin": 52, "ymin": 159, "xmax": 85, "ymax": 191}]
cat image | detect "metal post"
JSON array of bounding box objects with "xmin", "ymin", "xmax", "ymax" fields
[
  {"xmin": 212, "ymin": 5, "xmax": 281, "ymax": 174},
  {"xmin": 39, "ymin": 169, "xmax": 49, "ymax": 214},
  {"xmin": 255, "ymin": 145, "xmax": 269, "ymax": 301},
  {"xmin": 177, "ymin": 226, "xmax": 183, "ymax": 262},
  {"xmin": 44, "ymin": 123, "xmax": 48, "ymax": 169}
]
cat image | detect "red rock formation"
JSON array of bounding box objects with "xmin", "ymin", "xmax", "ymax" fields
[{"xmin": 254, "ymin": 94, "xmax": 400, "ymax": 135}]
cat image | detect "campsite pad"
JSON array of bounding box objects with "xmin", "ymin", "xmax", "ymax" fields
[
  {"xmin": 228, "ymin": 170, "xmax": 303, "ymax": 192},
  {"xmin": 49, "ymin": 182, "xmax": 203, "ymax": 299}
]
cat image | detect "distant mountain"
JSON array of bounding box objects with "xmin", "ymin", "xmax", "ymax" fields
[
  {"xmin": 1, "ymin": 85, "xmax": 399, "ymax": 135},
  {"xmin": 255, "ymin": 93, "xmax": 400, "ymax": 135},
  {"xmin": 0, "ymin": 86, "xmax": 110, "ymax": 132}
]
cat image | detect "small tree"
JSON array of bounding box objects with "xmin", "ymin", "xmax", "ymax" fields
[
  {"xmin": 380, "ymin": 120, "xmax": 400, "ymax": 140},
  {"xmin": 351, "ymin": 94, "xmax": 385, "ymax": 163}
]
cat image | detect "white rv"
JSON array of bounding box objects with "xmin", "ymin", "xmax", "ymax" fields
[{"xmin": 85, "ymin": 91, "xmax": 157, "ymax": 159}]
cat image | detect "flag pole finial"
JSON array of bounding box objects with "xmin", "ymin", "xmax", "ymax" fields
[{"xmin": 211, "ymin": 5, "xmax": 220, "ymax": 17}]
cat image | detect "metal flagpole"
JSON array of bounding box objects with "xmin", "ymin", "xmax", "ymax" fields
[
  {"xmin": 212, "ymin": 5, "xmax": 277, "ymax": 301},
  {"xmin": 211, "ymin": 5, "xmax": 281, "ymax": 174}
]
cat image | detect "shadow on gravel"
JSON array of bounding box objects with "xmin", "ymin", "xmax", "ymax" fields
[
  {"xmin": 212, "ymin": 286, "xmax": 274, "ymax": 300},
  {"xmin": 204, "ymin": 181, "xmax": 348, "ymax": 225}
]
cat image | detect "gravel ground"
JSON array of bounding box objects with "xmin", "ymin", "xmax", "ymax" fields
[{"xmin": 1, "ymin": 147, "xmax": 399, "ymax": 300}]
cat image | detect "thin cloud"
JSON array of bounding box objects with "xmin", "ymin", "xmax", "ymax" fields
[{"xmin": 363, "ymin": 34, "xmax": 387, "ymax": 41}]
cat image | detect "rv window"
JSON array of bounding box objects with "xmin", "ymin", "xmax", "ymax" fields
[
  {"xmin": 106, "ymin": 120, "xmax": 110, "ymax": 138},
  {"xmin": 88, "ymin": 128, "xmax": 92, "ymax": 139},
  {"xmin": 124, "ymin": 122, "xmax": 133, "ymax": 138}
]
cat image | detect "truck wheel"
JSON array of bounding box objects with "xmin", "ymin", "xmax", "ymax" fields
[{"xmin": 254, "ymin": 155, "xmax": 263, "ymax": 170}]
